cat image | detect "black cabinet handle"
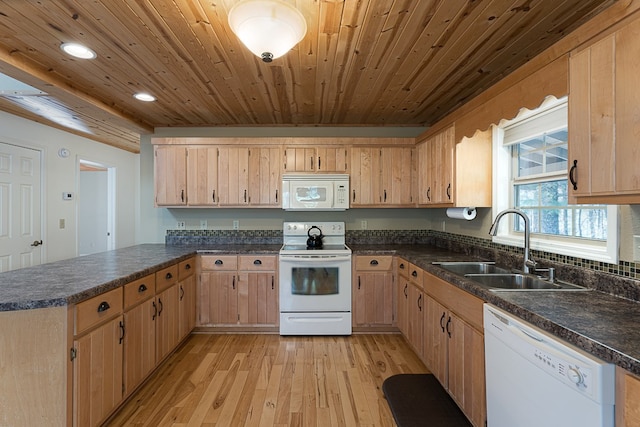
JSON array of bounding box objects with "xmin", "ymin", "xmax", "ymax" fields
[
  {"xmin": 352, "ymin": 190, "xmax": 356, "ymax": 202},
  {"xmin": 119, "ymin": 320, "xmax": 125, "ymax": 344},
  {"xmin": 185, "ymin": 263, "xmax": 191, "ymax": 270},
  {"xmin": 399, "ymin": 263, "xmax": 405, "ymax": 270},
  {"xmin": 404, "ymin": 283, "xmax": 408, "ymax": 297},
  {"xmin": 440, "ymin": 312, "xmax": 446, "ymax": 332},
  {"xmin": 158, "ymin": 298, "xmax": 163, "ymax": 316},
  {"xmin": 310, "ymin": 156, "xmax": 314, "ymax": 170},
  {"xmin": 212, "ymin": 190, "xmax": 215, "ymax": 202},
  {"xmin": 569, "ymin": 159, "xmax": 578, "ymax": 190},
  {"xmin": 446, "ymin": 183, "xmax": 451, "ymax": 199},
  {"xmin": 412, "ymin": 270, "xmax": 418, "ymax": 277},
  {"xmin": 215, "ymin": 259, "xmax": 223, "ymax": 265},
  {"xmin": 180, "ymin": 285, "xmax": 185, "ymax": 301},
  {"xmin": 446, "ymin": 316, "xmax": 452, "ymax": 338},
  {"xmin": 232, "ymin": 276, "xmax": 236, "ymax": 290},
  {"xmin": 318, "ymin": 156, "xmax": 322, "ymax": 170},
  {"xmin": 384, "ymin": 190, "xmax": 387, "ymax": 202},
  {"xmin": 358, "ymin": 276, "xmax": 361, "ymax": 290},
  {"xmin": 427, "ymin": 187, "xmax": 431, "ymax": 201},
  {"xmin": 271, "ymin": 276, "xmax": 275, "ymax": 290},
  {"xmin": 253, "ymin": 259, "xmax": 262, "ymax": 265},
  {"xmin": 275, "ymin": 189, "xmax": 278, "ymax": 203},
  {"xmin": 152, "ymin": 301, "xmax": 157, "ymax": 320},
  {"xmin": 138, "ymin": 284, "xmax": 147, "ymax": 293},
  {"xmin": 370, "ymin": 259, "xmax": 379, "ymax": 265},
  {"xmin": 244, "ymin": 189, "xmax": 247, "ymax": 202},
  {"xmin": 97, "ymin": 301, "xmax": 110, "ymax": 313},
  {"xmin": 165, "ymin": 272, "xmax": 173, "ymax": 280},
  {"xmin": 181, "ymin": 189, "xmax": 184, "ymax": 202},
  {"xmin": 417, "ymin": 294, "xmax": 423, "ymax": 311}
]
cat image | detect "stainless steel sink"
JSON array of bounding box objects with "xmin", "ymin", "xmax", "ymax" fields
[
  {"xmin": 433, "ymin": 261, "xmax": 511, "ymax": 276},
  {"xmin": 464, "ymin": 273, "xmax": 587, "ymax": 291}
]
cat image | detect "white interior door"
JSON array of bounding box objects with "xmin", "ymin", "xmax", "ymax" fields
[
  {"xmin": 0, "ymin": 142, "xmax": 42, "ymax": 272},
  {"xmin": 78, "ymin": 160, "xmax": 114, "ymax": 256}
]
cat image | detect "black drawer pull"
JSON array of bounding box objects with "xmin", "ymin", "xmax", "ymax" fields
[
  {"xmin": 370, "ymin": 259, "xmax": 378, "ymax": 266},
  {"xmin": 119, "ymin": 320, "xmax": 125, "ymax": 344},
  {"xmin": 165, "ymin": 272, "xmax": 173, "ymax": 280},
  {"xmin": 152, "ymin": 301, "xmax": 157, "ymax": 320},
  {"xmin": 569, "ymin": 159, "xmax": 578, "ymax": 190},
  {"xmin": 440, "ymin": 312, "xmax": 446, "ymax": 332},
  {"xmin": 215, "ymin": 259, "xmax": 223, "ymax": 265},
  {"xmin": 253, "ymin": 259, "xmax": 262, "ymax": 265},
  {"xmin": 404, "ymin": 284, "xmax": 408, "ymax": 297},
  {"xmin": 138, "ymin": 284, "xmax": 147, "ymax": 293},
  {"xmin": 97, "ymin": 301, "xmax": 110, "ymax": 313},
  {"xmin": 411, "ymin": 270, "xmax": 418, "ymax": 277},
  {"xmin": 446, "ymin": 316, "xmax": 452, "ymax": 338},
  {"xmin": 180, "ymin": 285, "xmax": 185, "ymax": 301},
  {"xmin": 185, "ymin": 263, "xmax": 191, "ymax": 270},
  {"xmin": 417, "ymin": 294, "xmax": 423, "ymax": 311},
  {"xmin": 158, "ymin": 298, "xmax": 163, "ymax": 316},
  {"xmin": 399, "ymin": 263, "xmax": 405, "ymax": 270}
]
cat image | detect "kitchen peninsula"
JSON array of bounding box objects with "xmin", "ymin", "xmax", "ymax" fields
[{"xmin": 2, "ymin": 241, "xmax": 640, "ymax": 426}]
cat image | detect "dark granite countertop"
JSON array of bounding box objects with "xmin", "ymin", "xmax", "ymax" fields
[{"xmin": 1, "ymin": 242, "xmax": 639, "ymax": 376}]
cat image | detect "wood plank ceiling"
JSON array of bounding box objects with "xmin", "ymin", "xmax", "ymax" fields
[{"xmin": 0, "ymin": 0, "xmax": 615, "ymax": 153}]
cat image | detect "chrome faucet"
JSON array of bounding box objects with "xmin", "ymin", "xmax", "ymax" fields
[{"xmin": 489, "ymin": 209, "xmax": 536, "ymax": 274}]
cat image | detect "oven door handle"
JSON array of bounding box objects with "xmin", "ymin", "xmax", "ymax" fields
[{"xmin": 279, "ymin": 254, "xmax": 352, "ymax": 262}]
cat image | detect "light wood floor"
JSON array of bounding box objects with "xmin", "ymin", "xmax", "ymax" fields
[{"xmin": 107, "ymin": 333, "xmax": 428, "ymax": 426}]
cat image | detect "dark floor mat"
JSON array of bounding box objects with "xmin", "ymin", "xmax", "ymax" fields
[{"xmin": 382, "ymin": 374, "xmax": 472, "ymax": 427}]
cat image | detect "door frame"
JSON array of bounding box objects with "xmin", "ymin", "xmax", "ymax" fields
[{"xmin": 77, "ymin": 158, "xmax": 116, "ymax": 254}]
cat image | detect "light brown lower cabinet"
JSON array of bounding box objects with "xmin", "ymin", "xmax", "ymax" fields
[
  {"xmin": 178, "ymin": 258, "xmax": 197, "ymax": 340},
  {"xmin": 396, "ymin": 259, "xmax": 410, "ymax": 335},
  {"xmin": 353, "ymin": 255, "xmax": 394, "ymax": 328},
  {"xmin": 423, "ymin": 271, "xmax": 486, "ymax": 427},
  {"xmin": 72, "ymin": 287, "xmax": 124, "ymax": 427},
  {"xmin": 616, "ymin": 367, "xmax": 640, "ymax": 426},
  {"xmin": 199, "ymin": 255, "xmax": 278, "ymax": 328}
]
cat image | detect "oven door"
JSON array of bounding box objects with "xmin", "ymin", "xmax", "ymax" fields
[{"xmin": 279, "ymin": 254, "xmax": 352, "ymax": 312}]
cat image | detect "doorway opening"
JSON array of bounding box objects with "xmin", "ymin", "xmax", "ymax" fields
[{"xmin": 78, "ymin": 159, "xmax": 115, "ymax": 256}]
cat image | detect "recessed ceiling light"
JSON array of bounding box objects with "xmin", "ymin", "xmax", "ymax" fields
[
  {"xmin": 133, "ymin": 92, "xmax": 156, "ymax": 102},
  {"xmin": 60, "ymin": 42, "xmax": 97, "ymax": 59}
]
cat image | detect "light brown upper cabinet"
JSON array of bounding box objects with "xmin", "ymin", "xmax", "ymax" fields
[
  {"xmin": 186, "ymin": 146, "xmax": 218, "ymax": 206},
  {"xmin": 416, "ymin": 125, "xmax": 492, "ymax": 208},
  {"xmin": 283, "ymin": 145, "xmax": 349, "ymax": 173},
  {"xmin": 568, "ymin": 17, "xmax": 640, "ymax": 204},
  {"xmin": 154, "ymin": 145, "xmax": 187, "ymax": 206},
  {"xmin": 217, "ymin": 147, "xmax": 250, "ymax": 206},
  {"xmin": 351, "ymin": 146, "xmax": 414, "ymax": 207},
  {"xmin": 248, "ymin": 147, "xmax": 282, "ymax": 207}
]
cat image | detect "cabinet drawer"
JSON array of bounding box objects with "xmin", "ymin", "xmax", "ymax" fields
[
  {"xmin": 238, "ymin": 255, "xmax": 277, "ymax": 271},
  {"xmin": 156, "ymin": 264, "xmax": 179, "ymax": 292},
  {"xmin": 355, "ymin": 255, "xmax": 392, "ymax": 271},
  {"xmin": 123, "ymin": 274, "xmax": 156, "ymax": 310},
  {"xmin": 201, "ymin": 255, "xmax": 238, "ymax": 271},
  {"xmin": 178, "ymin": 257, "xmax": 196, "ymax": 280},
  {"xmin": 396, "ymin": 258, "xmax": 410, "ymax": 278},
  {"xmin": 409, "ymin": 263, "xmax": 423, "ymax": 289},
  {"xmin": 75, "ymin": 287, "xmax": 123, "ymax": 336}
]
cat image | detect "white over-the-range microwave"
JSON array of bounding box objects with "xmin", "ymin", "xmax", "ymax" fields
[{"xmin": 282, "ymin": 174, "xmax": 350, "ymax": 211}]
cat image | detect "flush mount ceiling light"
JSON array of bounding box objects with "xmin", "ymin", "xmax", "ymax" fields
[
  {"xmin": 228, "ymin": 0, "xmax": 307, "ymax": 63},
  {"xmin": 60, "ymin": 42, "xmax": 97, "ymax": 59},
  {"xmin": 133, "ymin": 92, "xmax": 156, "ymax": 102}
]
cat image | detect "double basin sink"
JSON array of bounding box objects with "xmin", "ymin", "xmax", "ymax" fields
[{"xmin": 433, "ymin": 262, "xmax": 587, "ymax": 292}]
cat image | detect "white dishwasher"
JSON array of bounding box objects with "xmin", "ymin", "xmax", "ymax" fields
[{"xmin": 483, "ymin": 304, "xmax": 615, "ymax": 427}]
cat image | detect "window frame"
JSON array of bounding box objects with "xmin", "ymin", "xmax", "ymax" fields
[{"xmin": 491, "ymin": 97, "xmax": 619, "ymax": 264}]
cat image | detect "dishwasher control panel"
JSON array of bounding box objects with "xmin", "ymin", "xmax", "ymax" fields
[{"xmin": 532, "ymin": 347, "xmax": 593, "ymax": 393}]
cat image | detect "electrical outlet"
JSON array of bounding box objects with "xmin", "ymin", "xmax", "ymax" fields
[
  {"xmin": 233, "ymin": 220, "xmax": 239, "ymax": 230},
  {"xmin": 200, "ymin": 220, "xmax": 207, "ymax": 230},
  {"xmin": 176, "ymin": 221, "xmax": 186, "ymax": 230},
  {"xmin": 59, "ymin": 218, "xmax": 65, "ymax": 229},
  {"xmin": 361, "ymin": 220, "xmax": 368, "ymax": 230}
]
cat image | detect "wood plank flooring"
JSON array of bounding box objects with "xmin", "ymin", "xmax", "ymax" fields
[{"xmin": 106, "ymin": 334, "xmax": 428, "ymax": 426}]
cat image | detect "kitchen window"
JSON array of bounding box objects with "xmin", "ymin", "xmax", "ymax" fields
[{"xmin": 492, "ymin": 96, "xmax": 618, "ymax": 263}]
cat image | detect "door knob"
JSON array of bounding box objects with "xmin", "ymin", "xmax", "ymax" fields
[{"xmin": 30, "ymin": 240, "xmax": 43, "ymax": 247}]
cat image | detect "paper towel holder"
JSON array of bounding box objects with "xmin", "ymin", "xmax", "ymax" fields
[{"xmin": 446, "ymin": 207, "xmax": 477, "ymax": 220}]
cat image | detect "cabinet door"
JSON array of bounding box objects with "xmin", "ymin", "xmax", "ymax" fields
[
  {"xmin": 380, "ymin": 147, "xmax": 413, "ymax": 206},
  {"xmin": 423, "ymin": 295, "xmax": 448, "ymax": 386},
  {"xmin": 353, "ymin": 271, "xmax": 394, "ymax": 326},
  {"xmin": 238, "ymin": 272, "xmax": 278, "ymax": 325},
  {"xmin": 316, "ymin": 146, "xmax": 349, "ymax": 172},
  {"xmin": 178, "ymin": 273, "xmax": 197, "ymax": 340},
  {"xmin": 218, "ymin": 147, "xmax": 249, "ymax": 206},
  {"xmin": 73, "ymin": 316, "xmax": 124, "ymax": 427},
  {"xmin": 123, "ymin": 299, "xmax": 156, "ymax": 396},
  {"xmin": 569, "ymin": 36, "xmax": 615, "ymax": 197},
  {"xmin": 198, "ymin": 271, "xmax": 238, "ymax": 325},
  {"xmin": 406, "ymin": 282, "xmax": 424, "ymax": 359},
  {"xmin": 350, "ymin": 147, "xmax": 381, "ymax": 205},
  {"xmin": 154, "ymin": 145, "xmax": 187, "ymax": 206},
  {"xmin": 156, "ymin": 284, "xmax": 180, "ymax": 362},
  {"xmin": 248, "ymin": 147, "xmax": 281, "ymax": 206},
  {"xmin": 284, "ymin": 147, "xmax": 316, "ymax": 172},
  {"xmin": 187, "ymin": 146, "xmax": 218, "ymax": 206},
  {"xmin": 417, "ymin": 142, "xmax": 431, "ymax": 204},
  {"xmin": 447, "ymin": 314, "xmax": 486, "ymax": 427},
  {"xmin": 396, "ymin": 260, "xmax": 410, "ymax": 334}
]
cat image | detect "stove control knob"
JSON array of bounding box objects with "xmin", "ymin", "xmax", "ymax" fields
[{"xmin": 567, "ymin": 368, "xmax": 583, "ymax": 385}]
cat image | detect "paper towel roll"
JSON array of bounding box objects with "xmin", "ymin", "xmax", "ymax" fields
[{"xmin": 446, "ymin": 207, "xmax": 477, "ymax": 220}]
